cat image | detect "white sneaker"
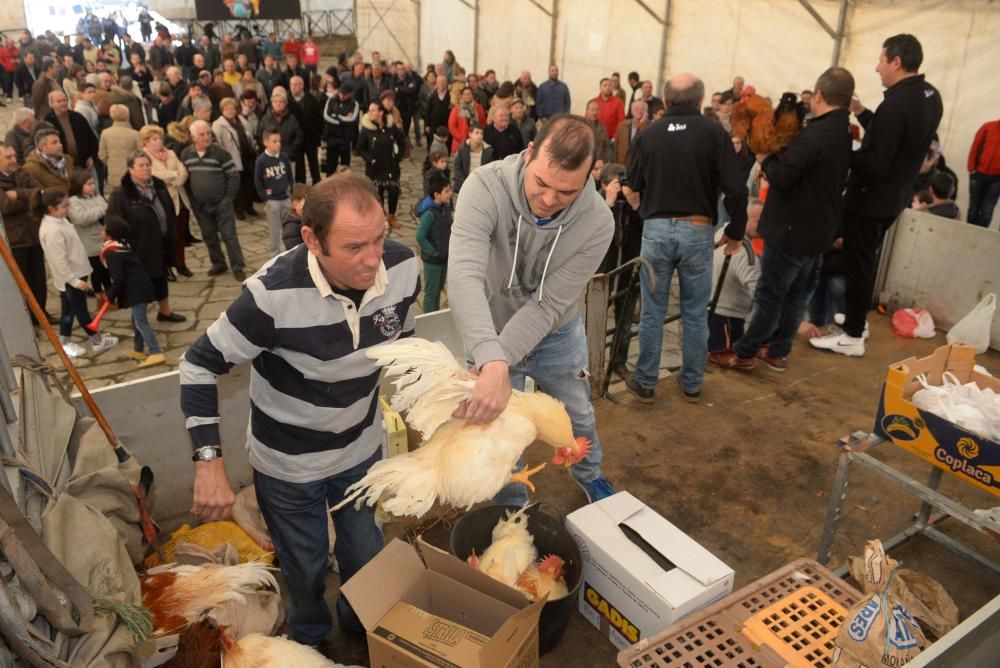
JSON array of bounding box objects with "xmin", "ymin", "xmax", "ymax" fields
[
  {"xmin": 90, "ymin": 334, "xmax": 119, "ymax": 355},
  {"xmin": 832, "ymin": 314, "xmax": 869, "ymax": 340},
  {"xmin": 62, "ymin": 342, "xmax": 86, "ymax": 358},
  {"xmin": 809, "ymin": 330, "xmax": 866, "ymax": 357}
]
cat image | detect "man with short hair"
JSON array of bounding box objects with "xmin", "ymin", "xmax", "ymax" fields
[
  {"xmin": 179, "ymin": 172, "xmax": 420, "ymax": 655},
  {"xmin": 14, "ymin": 52, "xmax": 38, "ymax": 108},
  {"xmin": 0, "ymin": 141, "xmax": 48, "ymax": 324},
  {"xmin": 75, "ymin": 84, "xmax": 100, "ymax": 133},
  {"xmin": 23, "ymin": 128, "xmax": 74, "ymax": 190},
  {"xmin": 639, "ymin": 80, "xmax": 664, "ymax": 116},
  {"xmin": 108, "ymin": 74, "xmax": 145, "ymax": 129},
  {"xmin": 287, "ymin": 75, "xmax": 323, "ymax": 185},
  {"xmin": 800, "ymin": 89, "xmax": 814, "ymax": 124},
  {"xmin": 448, "ymin": 114, "xmax": 616, "ymax": 503},
  {"xmin": 256, "ymin": 54, "xmax": 283, "ymax": 100},
  {"xmin": 260, "ymin": 91, "xmax": 304, "ymax": 178},
  {"xmin": 536, "ymin": 65, "xmax": 571, "ymax": 120},
  {"xmin": 4, "ymin": 109, "xmax": 37, "ymax": 164},
  {"xmin": 811, "ymin": 34, "xmax": 942, "ymax": 358},
  {"xmin": 484, "ymin": 105, "xmax": 524, "ymax": 160},
  {"xmin": 181, "ymin": 120, "xmax": 246, "ymax": 280},
  {"xmin": 730, "ymin": 76, "xmax": 745, "ymax": 99},
  {"xmin": 364, "ymin": 60, "xmax": 391, "ymax": 109},
  {"xmin": 31, "ymin": 56, "xmax": 61, "ymax": 119},
  {"xmin": 613, "ymin": 100, "xmax": 648, "ymax": 166},
  {"xmin": 391, "ymin": 61, "xmax": 421, "ymax": 142},
  {"xmin": 966, "ymin": 118, "xmax": 1000, "ymax": 228},
  {"xmin": 592, "ymin": 77, "xmax": 625, "ymax": 142},
  {"xmin": 715, "ymin": 67, "xmax": 855, "ymax": 372},
  {"xmin": 322, "ymin": 81, "xmax": 360, "ymax": 175},
  {"xmin": 188, "ymin": 53, "xmax": 206, "ymax": 82},
  {"xmin": 623, "ymin": 73, "xmax": 749, "ymax": 404},
  {"xmin": 44, "ymin": 90, "xmax": 98, "ymax": 172}
]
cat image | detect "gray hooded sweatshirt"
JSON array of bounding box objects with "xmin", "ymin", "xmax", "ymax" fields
[{"xmin": 448, "ymin": 151, "xmax": 614, "ymax": 367}]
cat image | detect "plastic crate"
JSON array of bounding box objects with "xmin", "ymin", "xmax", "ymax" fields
[
  {"xmin": 617, "ymin": 559, "xmax": 862, "ymax": 668},
  {"xmin": 740, "ymin": 586, "xmax": 847, "ymax": 667}
]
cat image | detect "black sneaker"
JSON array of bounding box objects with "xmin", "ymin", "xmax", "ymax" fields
[
  {"xmin": 625, "ymin": 375, "xmax": 655, "ymax": 403},
  {"xmin": 176, "ymin": 265, "xmax": 193, "ymax": 277},
  {"xmin": 207, "ymin": 265, "xmax": 228, "ymax": 276},
  {"xmin": 233, "ymin": 268, "xmax": 247, "ymax": 282},
  {"xmin": 157, "ymin": 311, "xmax": 187, "ymax": 323},
  {"xmin": 676, "ymin": 376, "xmax": 701, "ymax": 403}
]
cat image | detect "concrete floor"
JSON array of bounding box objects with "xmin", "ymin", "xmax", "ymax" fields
[{"xmin": 315, "ymin": 320, "xmax": 1000, "ymax": 666}]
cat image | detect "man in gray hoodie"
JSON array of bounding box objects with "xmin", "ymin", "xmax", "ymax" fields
[{"xmin": 447, "ymin": 115, "xmax": 616, "ymax": 503}]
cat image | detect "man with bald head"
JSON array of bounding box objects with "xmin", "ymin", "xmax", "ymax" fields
[
  {"xmin": 287, "ymin": 75, "xmax": 323, "ymax": 185},
  {"xmin": 44, "ymin": 89, "xmax": 98, "ymax": 173},
  {"xmin": 623, "ymin": 73, "xmax": 749, "ymax": 404}
]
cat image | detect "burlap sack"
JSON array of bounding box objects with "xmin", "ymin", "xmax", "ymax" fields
[
  {"xmin": 833, "ymin": 541, "xmax": 928, "ymax": 667},
  {"xmin": 231, "ymin": 485, "xmax": 337, "ymax": 568}
]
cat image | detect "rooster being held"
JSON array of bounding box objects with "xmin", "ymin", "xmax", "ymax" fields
[
  {"xmin": 331, "ymin": 338, "xmax": 591, "ymax": 518},
  {"xmin": 466, "ymin": 506, "xmax": 538, "ymax": 587}
]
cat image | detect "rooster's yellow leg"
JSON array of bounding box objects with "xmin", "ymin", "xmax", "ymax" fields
[{"xmin": 508, "ymin": 463, "xmax": 547, "ymax": 492}]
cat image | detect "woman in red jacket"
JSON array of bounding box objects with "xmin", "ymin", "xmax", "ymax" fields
[
  {"xmin": 967, "ymin": 119, "xmax": 1000, "ymax": 228},
  {"xmin": 447, "ymin": 87, "xmax": 486, "ymax": 153},
  {"xmin": 0, "ymin": 40, "xmax": 18, "ymax": 100}
]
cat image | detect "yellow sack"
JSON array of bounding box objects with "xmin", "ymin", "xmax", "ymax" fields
[{"xmin": 143, "ymin": 521, "xmax": 274, "ymax": 569}]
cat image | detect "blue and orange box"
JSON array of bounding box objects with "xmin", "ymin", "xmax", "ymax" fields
[{"xmin": 873, "ymin": 343, "xmax": 1000, "ymax": 498}]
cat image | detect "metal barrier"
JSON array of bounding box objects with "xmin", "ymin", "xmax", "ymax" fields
[{"xmin": 166, "ymin": 10, "xmax": 355, "ymax": 40}]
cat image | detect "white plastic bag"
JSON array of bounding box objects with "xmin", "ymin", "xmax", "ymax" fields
[{"xmin": 947, "ymin": 293, "xmax": 996, "ymax": 354}]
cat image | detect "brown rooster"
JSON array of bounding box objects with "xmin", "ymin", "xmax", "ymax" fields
[
  {"xmin": 732, "ymin": 86, "xmax": 804, "ymax": 155},
  {"xmin": 141, "ymin": 561, "xmax": 278, "ymax": 637},
  {"xmin": 516, "ymin": 555, "xmax": 570, "ymax": 602}
]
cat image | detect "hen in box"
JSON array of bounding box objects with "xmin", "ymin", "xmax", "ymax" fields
[{"xmin": 566, "ymin": 492, "xmax": 734, "ymax": 650}]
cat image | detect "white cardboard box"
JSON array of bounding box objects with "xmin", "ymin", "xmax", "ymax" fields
[{"xmin": 566, "ymin": 491, "xmax": 735, "ymax": 650}]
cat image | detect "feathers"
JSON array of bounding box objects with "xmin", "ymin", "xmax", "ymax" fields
[
  {"xmin": 473, "ymin": 506, "xmax": 539, "ymax": 587},
  {"xmin": 141, "ymin": 561, "xmax": 278, "ymax": 636},
  {"xmin": 732, "ymin": 90, "xmax": 803, "ymax": 155},
  {"xmin": 366, "ymin": 338, "xmax": 476, "ymax": 440},
  {"xmin": 221, "ymin": 632, "xmax": 338, "ymax": 668},
  {"xmin": 163, "ymin": 620, "xmax": 224, "ymax": 668},
  {"xmin": 517, "ymin": 555, "xmax": 569, "ymax": 602}
]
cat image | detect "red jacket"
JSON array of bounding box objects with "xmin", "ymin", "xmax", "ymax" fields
[
  {"xmin": 0, "ymin": 45, "xmax": 17, "ymax": 73},
  {"xmin": 301, "ymin": 42, "xmax": 320, "ymax": 66},
  {"xmin": 448, "ymin": 103, "xmax": 487, "ymax": 153},
  {"xmin": 968, "ymin": 120, "xmax": 1000, "ymax": 176},
  {"xmin": 592, "ymin": 95, "xmax": 625, "ymax": 141},
  {"xmin": 282, "ymin": 38, "xmax": 302, "ymax": 59}
]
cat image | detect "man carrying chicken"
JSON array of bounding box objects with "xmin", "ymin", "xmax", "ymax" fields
[
  {"xmin": 178, "ymin": 172, "xmax": 421, "ymax": 654},
  {"xmin": 448, "ymin": 114, "xmax": 616, "ymax": 503}
]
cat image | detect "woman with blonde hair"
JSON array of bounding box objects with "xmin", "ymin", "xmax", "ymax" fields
[
  {"xmin": 139, "ymin": 124, "xmax": 193, "ymax": 277},
  {"xmin": 98, "ymin": 104, "xmax": 140, "ymax": 193},
  {"xmin": 212, "ymin": 96, "xmax": 258, "ymax": 219}
]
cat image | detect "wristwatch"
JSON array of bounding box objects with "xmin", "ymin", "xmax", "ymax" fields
[{"xmin": 192, "ymin": 445, "xmax": 223, "ymax": 462}]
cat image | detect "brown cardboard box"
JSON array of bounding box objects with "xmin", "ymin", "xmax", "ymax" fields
[{"xmin": 342, "ymin": 538, "xmax": 544, "ymax": 668}]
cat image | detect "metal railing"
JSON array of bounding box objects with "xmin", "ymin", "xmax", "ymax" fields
[{"xmin": 166, "ymin": 10, "xmax": 355, "ymax": 40}]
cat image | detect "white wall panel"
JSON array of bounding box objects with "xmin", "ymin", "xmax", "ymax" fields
[
  {"xmin": 420, "ymin": 0, "xmax": 475, "ymax": 73},
  {"xmin": 476, "ymin": 0, "xmax": 552, "ymax": 83}
]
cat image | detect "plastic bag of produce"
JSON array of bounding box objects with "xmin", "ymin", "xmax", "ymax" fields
[
  {"xmin": 833, "ymin": 540, "xmax": 927, "ymax": 667},
  {"xmin": 946, "ymin": 293, "xmax": 996, "ymax": 354},
  {"xmin": 892, "ymin": 308, "xmax": 936, "ymax": 338}
]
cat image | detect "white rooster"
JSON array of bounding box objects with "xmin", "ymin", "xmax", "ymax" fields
[
  {"xmin": 331, "ymin": 338, "xmax": 591, "ymax": 518},
  {"xmin": 467, "ymin": 506, "xmax": 538, "ymax": 587}
]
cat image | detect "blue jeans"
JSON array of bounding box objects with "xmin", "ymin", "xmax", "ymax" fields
[
  {"xmin": 808, "ymin": 273, "xmax": 846, "ymax": 327},
  {"xmin": 59, "ymin": 284, "xmax": 95, "ymax": 339},
  {"xmin": 968, "ymin": 172, "xmax": 1000, "ymax": 228},
  {"xmin": 131, "ymin": 304, "xmax": 162, "ymax": 353},
  {"xmin": 735, "ymin": 244, "xmax": 817, "ymax": 360},
  {"xmin": 253, "ymin": 448, "xmax": 384, "ymax": 644},
  {"xmin": 634, "ymin": 219, "xmax": 714, "ymax": 393},
  {"xmin": 492, "ymin": 314, "xmax": 605, "ymax": 505}
]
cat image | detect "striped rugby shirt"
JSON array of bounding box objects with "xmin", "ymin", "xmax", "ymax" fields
[{"xmin": 179, "ymin": 241, "xmax": 420, "ymax": 483}]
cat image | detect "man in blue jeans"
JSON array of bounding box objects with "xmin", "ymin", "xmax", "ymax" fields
[
  {"xmin": 623, "ymin": 72, "xmax": 748, "ymax": 403},
  {"xmin": 178, "ymin": 173, "xmax": 420, "ymax": 654},
  {"xmin": 715, "ymin": 67, "xmax": 855, "ymax": 372},
  {"xmin": 448, "ymin": 114, "xmax": 616, "ymax": 503}
]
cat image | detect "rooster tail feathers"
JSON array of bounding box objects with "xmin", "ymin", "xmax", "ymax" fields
[
  {"xmin": 366, "ymin": 338, "xmax": 475, "ymax": 439},
  {"xmin": 331, "ymin": 452, "xmax": 440, "ymax": 518}
]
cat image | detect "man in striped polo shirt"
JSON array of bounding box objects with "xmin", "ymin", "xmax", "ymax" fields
[{"xmin": 179, "ymin": 172, "xmax": 420, "ymax": 650}]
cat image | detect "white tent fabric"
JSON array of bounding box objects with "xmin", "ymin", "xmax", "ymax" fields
[
  {"xmin": 352, "ymin": 0, "xmax": 998, "ymax": 229},
  {"xmin": 356, "ymin": 0, "xmax": 420, "ymax": 67}
]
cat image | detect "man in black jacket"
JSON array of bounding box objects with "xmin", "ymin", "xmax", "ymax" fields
[
  {"xmin": 391, "ymin": 62, "xmax": 420, "ymax": 146},
  {"xmin": 811, "ymin": 34, "xmax": 942, "ymax": 358},
  {"xmin": 288, "ymin": 75, "xmax": 323, "ymax": 185},
  {"xmin": 715, "ymin": 67, "xmax": 855, "ymax": 371},
  {"xmin": 624, "ymin": 73, "xmax": 748, "ymax": 404},
  {"xmin": 484, "ymin": 106, "xmax": 524, "ymax": 160},
  {"xmin": 44, "ymin": 90, "xmax": 99, "ymax": 171},
  {"xmin": 322, "ymin": 81, "xmax": 360, "ymax": 175}
]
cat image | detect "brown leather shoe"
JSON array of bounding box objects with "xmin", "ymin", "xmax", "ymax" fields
[
  {"xmin": 714, "ymin": 350, "xmax": 756, "ymax": 370},
  {"xmin": 755, "ymin": 348, "xmax": 788, "ymax": 372},
  {"xmin": 387, "ymin": 213, "xmax": 400, "ymax": 229}
]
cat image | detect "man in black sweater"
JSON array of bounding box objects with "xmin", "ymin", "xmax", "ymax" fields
[
  {"xmin": 812, "ymin": 34, "xmax": 943, "ymax": 358},
  {"xmin": 623, "ymin": 73, "xmax": 748, "ymax": 404},
  {"xmin": 484, "ymin": 106, "xmax": 524, "ymax": 160},
  {"xmin": 716, "ymin": 67, "xmax": 855, "ymax": 372}
]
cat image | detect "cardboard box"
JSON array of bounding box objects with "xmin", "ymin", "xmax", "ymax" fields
[
  {"xmin": 566, "ymin": 492, "xmax": 734, "ymax": 650},
  {"xmin": 342, "ymin": 538, "xmax": 544, "ymax": 667},
  {"xmin": 380, "ymin": 395, "xmax": 409, "ymax": 457},
  {"xmin": 873, "ymin": 343, "xmax": 1000, "ymax": 498}
]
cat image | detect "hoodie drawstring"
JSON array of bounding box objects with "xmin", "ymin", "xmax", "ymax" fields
[
  {"xmin": 538, "ymin": 224, "xmax": 564, "ymax": 304},
  {"xmin": 506, "ymin": 214, "xmax": 523, "ymax": 294},
  {"xmin": 506, "ymin": 215, "xmax": 565, "ymax": 304}
]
